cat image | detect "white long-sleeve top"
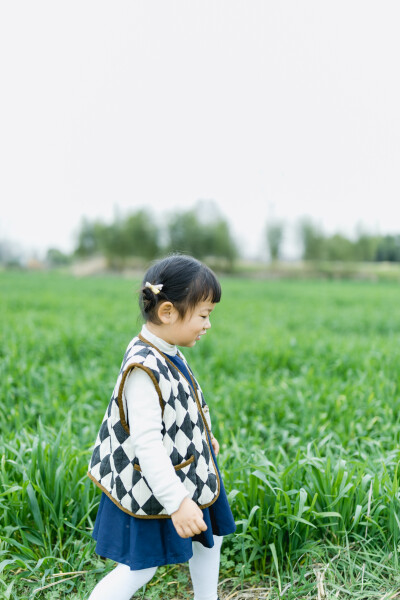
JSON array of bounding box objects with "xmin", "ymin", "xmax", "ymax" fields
[{"xmin": 123, "ymin": 324, "xmax": 190, "ymax": 515}]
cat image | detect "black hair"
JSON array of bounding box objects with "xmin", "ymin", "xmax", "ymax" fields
[{"xmin": 139, "ymin": 254, "xmax": 221, "ymax": 323}]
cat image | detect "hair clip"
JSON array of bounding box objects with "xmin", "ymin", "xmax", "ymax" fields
[{"xmin": 145, "ymin": 281, "xmax": 163, "ymax": 295}]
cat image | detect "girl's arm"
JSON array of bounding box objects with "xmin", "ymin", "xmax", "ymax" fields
[{"xmin": 124, "ymin": 368, "xmax": 191, "ymax": 515}]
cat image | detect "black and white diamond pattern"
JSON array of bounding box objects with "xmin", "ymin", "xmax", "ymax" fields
[{"xmin": 88, "ymin": 336, "xmax": 219, "ymax": 517}]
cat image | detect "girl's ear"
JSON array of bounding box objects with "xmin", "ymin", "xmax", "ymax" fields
[{"xmin": 157, "ymin": 301, "xmax": 175, "ymax": 324}]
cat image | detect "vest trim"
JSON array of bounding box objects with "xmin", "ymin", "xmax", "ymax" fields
[
  {"xmin": 133, "ymin": 454, "xmax": 195, "ymax": 472},
  {"xmin": 87, "ymin": 471, "xmax": 173, "ymax": 519},
  {"xmin": 117, "ymin": 363, "xmax": 165, "ymax": 434}
]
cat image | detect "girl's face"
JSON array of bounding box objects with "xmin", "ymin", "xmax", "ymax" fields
[
  {"xmin": 171, "ymin": 299, "xmax": 215, "ymax": 347},
  {"xmin": 154, "ymin": 299, "xmax": 216, "ymax": 347}
]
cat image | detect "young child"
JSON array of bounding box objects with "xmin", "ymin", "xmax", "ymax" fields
[{"xmin": 87, "ymin": 254, "xmax": 236, "ymax": 600}]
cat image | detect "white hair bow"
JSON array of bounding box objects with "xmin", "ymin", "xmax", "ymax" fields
[{"xmin": 145, "ymin": 281, "xmax": 163, "ymax": 295}]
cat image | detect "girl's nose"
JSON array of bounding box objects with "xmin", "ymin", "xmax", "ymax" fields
[{"xmin": 205, "ymin": 317, "xmax": 211, "ymax": 329}]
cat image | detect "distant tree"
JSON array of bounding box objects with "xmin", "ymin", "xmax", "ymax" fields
[
  {"xmin": 324, "ymin": 234, "xmax": 355, "ymax": 261},
  {"xmin": 353, "ymin": 234, "xmax": 381, "ymax": 262},
  {"xmin": 167, "ymin": 210, "xmax": 206, "ymax": 258},
  {"xmin": 106, "ymin": 210, "xmax": 159, "ymax": 261},
  {"xmin": 376, "ymin": 235, "xmax": 400, "ymax": 262},
  {"xmin": 74, "ymin": 210, "xmax": 159, "ymax": 265},
  {"xmin": 74, "ymin": 218, "xmax": 106, "ymax": 257},
  {"xmin": 298, "ymin": 219, "xmax": 326, "ymax": 260},
  {"xmin": 46, "ymin": 248, "xmax": 72, "ymax": 266},
  {"xmin": 266, "ymin": 221, "xmax": 284, "ymax": 261},
  {"xmin": 204, "ymin": 219, "xmax": 238, "ymax": 265},
  {"xmin": 167, "ymin": 208, "xmax": 237, "ymax": 265}
]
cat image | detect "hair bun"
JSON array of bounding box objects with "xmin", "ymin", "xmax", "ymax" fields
[{"xmin": 141, "ymin": 286, "xmax": 158, "ymax": 313}]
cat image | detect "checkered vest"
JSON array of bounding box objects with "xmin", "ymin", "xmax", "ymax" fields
[{"xmin": 87, "ymin": 334, "xmax": 220, "ymax": 518}]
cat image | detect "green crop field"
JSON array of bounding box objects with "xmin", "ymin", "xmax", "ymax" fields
[{"xmin": 2, "ymin": 271, "xmax": 400, "ymax": 599}]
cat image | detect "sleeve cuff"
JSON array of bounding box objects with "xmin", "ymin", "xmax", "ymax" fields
[{"xmin": 163, "ymin": 488, "xmax": 191, "ymax": 515}]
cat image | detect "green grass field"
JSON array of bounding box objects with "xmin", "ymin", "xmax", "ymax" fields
[{"xmin": 1, "ymin": 271, "xmax": 400, "ymax": 599}]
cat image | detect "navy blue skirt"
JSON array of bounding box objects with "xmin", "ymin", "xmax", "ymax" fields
[{"xmin": 92, "ymin": 438, "xmax": 236, "ymax": 570}]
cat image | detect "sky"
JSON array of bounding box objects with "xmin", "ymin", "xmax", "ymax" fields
[{"xmin": 1, "ymin": 1, "xmax": 399, "ymax": 260}]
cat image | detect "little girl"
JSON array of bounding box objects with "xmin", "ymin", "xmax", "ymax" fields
[{"xmin": 87, "ymin": 254, "xmax": 236, "ymax": 600}]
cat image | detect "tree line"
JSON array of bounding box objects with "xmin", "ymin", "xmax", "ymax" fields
[
  {"xmin": 43, "ymin": 210, "xmax": 400, "ymax": 269},
  {"xmin": 295, "ymin": 220, "xmax": 400, "ymax": 263},
  {"xmin": 265, "ymin": 219, "xmax": 400, "ymax": 263},
  {"xmin": 4, "ymin": 205, "xmax": 398, "ymax": 269},
  {"xmin": 56, "ymin": 204, "xmax": 238, "ymax": 269}
]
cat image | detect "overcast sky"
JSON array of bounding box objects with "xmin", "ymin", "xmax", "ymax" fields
[{"xmin": 1, "ymin": 1, "xmax": 399, "ymax": 259}]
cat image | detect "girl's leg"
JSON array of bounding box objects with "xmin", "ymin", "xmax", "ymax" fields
[
  {"xmin": 88, "ymin": 563, "xmax": 157, "ymax": 600},
  {"xmin": 189, "ymin": 535, "xmax": 223, "ymax": 600}
]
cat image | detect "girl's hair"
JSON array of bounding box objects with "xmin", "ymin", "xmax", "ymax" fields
[{"xmin": 139, "ymin": 254, "xmax": 221, "ymax": 323}]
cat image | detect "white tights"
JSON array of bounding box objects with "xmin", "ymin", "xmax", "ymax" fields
[{"xmin": 88, "ymin": 535, "xmax": 223, "ymax": 600}]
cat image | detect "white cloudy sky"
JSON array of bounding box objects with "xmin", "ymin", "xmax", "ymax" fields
[{"xmin": 1, "ymin": 1, "xmax": 399, "ymax": 259}]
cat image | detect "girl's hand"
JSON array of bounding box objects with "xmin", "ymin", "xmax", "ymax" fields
[
  {"xmin": 211, "ymin": 435, "xmax": 220, "ymax": 456},
  {"xmin": 171, "ymin": 497, "xmax": 207, "ymax": 538}
]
